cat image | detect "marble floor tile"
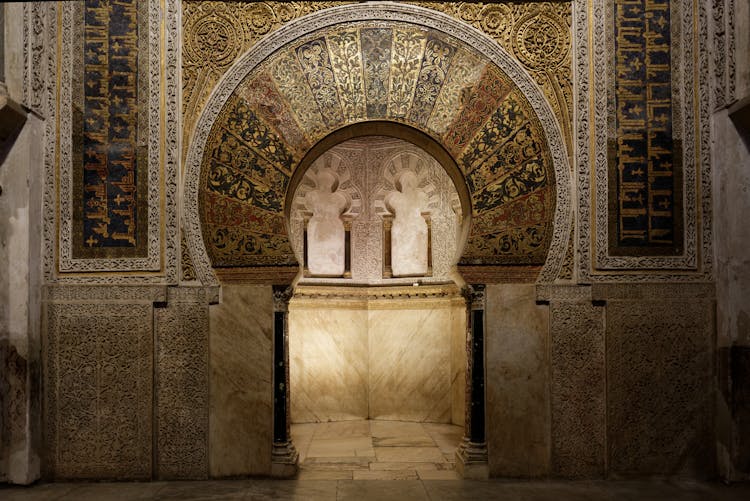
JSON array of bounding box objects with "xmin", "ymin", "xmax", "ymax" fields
[
  {"xmin": 243, "ymin": 479, "xmax": 338, "ymax": 501},
  {"xmin": 60, "ymin": 482, "xmax": 168, "ymax": 500},
  {"xmin": 336, "ymin": 480, "xmax": 429, "ymax": 500},
  {"xmin": 307, "ymin": 437, "xmax": 373, "ymax": 458},
  {"xmin": 422, "ymin": 422, "xmax": 463, "ymax": 442},
  {"xmin": 301, "ymin": 456, "xmax": 372, "ymax": 471},
  {"xmin": 368, "ymin": 462, "xmax": 443, "ymax": 471},
  {"xmin": 370, "ymin": 420, "xmax": 431, "ymax": 438},
  {"xmin": 421, "ymin": 480, "xmax": 524, "ymax": 501},
  {"xmin": 370, "ymin": 420, "xmax": 436, "ymax": 447},
  {"xmin": 351, "ymin": 470, "xmax": 419, "ymax": 480},
  {"xmin": 148, "ymin": 480, "xmax": 249, "ymax": 500},
  {"xmin": 416, "ymin": 469, "xmax": 461, "ymax": 480},
  {"xmin": 374, "ymin": 446, "xmax": 446, "ymax": 463},
  {"xmin": 0, "ymin": 483, "xmax": 79, "ymax": 501},
  {"xmin": 296, "ymin": 470, "xmax": 354, "ymax": 480},
  {"xmin": 313, "ymin": 420, "xmax": 371, "ymax": 439},
  {"xmin": 2, "ymin": 479, "xmax": 749, "ymax": 500},
  {"xmin": 291, "ymin": 422, "xmax": 318, "ymax": 437}
]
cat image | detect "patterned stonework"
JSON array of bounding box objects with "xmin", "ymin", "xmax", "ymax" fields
[
  {"xmin": 411, "ymin": 2, "xmax": 573, "ymax": 158},
  {"xmin": 44, "ymin": 302, "xmax": 153, "ymax": 479},
  {"xmin": 290, "ymin": 137, "xmax": 461, "ymax": 283},
  {"xmin": 189, "ymin": 11, "xmax": 568, "ymax": 274},
  {"xmin": 577, "ymin": 0, "xmax": 713, "ymax": 279},
  {"xmin": 155, "ymin": 295, "xmax": 210, "ymax": 479},
  {"xmin": 182, "ymin": 2, "xmax": 573, "ymax": 161},
  {"xmin": 606, "ymin": 298, "xmax": 714, "ymax": 475},
  {"xmin": 42, "ymin": 0, "xmax": 180, "ymax": 282},
  {"xmin": 550, "ymin": 299, "xmax": 605, "ymax": 478},
  {"xmin": 182, "ymin": 1, "xmax": 348, "ymax": 157}
]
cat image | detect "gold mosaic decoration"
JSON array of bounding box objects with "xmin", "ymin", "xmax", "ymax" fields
[
  {"xmin": 411, "ymin": 2, "xmax": 573, "ymax": 158},
  {"xmin": 182, "ymin": 1, "xmax": 349, "ymax": 159},
  {"xmin": 182, "ymin": 2, "xmax": 573, "ymax": 161},
  {"xmin": 197, "ymin": 21, "xmax": 557, "ymax": 267}
]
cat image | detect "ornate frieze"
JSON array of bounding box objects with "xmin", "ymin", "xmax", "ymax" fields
[
  {"xmin": 185, "ymin": 6, "xmax": 570, "ymax": 283},
  {"xmin": 44, "ymin": 0, "xmax": 179, "ymax": 282},
  {"xmin": 44, "ymin": 302, "xmax": 153, "ymax": 479},
  {"xmin": 577, "ymin": 0, "xmax": 713, "ymax": 280}
]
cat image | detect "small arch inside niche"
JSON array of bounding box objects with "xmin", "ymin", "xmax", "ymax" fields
[
  {"xmin": 288, "ymin": 135, "xmax": 469, "ymax": 286},
  {"xmin": 285, "ymin": 122, "xmax": 472, "ymax": 287}
]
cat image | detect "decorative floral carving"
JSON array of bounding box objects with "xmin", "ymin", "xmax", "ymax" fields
[
  {"xmin": 44, "ymin": 303, "xmax": 153, "ymax": 479},
  {"xmin": 183, "ymin": 3, "xmax": 572, "ymax": 285},
  {"xmin": 155, "ymin": 299, "xmax": 209, "ymax": 479}
]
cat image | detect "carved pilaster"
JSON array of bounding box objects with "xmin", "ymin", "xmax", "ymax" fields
[
  {"xmin": 456, "ymin": 284, "xmax": 488, "ymax": 479},
  {"xmin": 271, "ymin": 285, "xmax": 298, "ymax": 477}
]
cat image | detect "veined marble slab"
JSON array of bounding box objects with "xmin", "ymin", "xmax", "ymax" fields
[
  {"xmin": 485, "ymin": 284, "xmax": 550, "ymax": 477},
  {"xmin": 289, "ymin": 306, "xmax": 369, "ymax": 422},
  {"xmin": 369, "ymin": 307, "xmax": 451, "ymax": 422},
  {"xmin": 289, "ymin": 288, "xmax": 464, "ymax": 424},
  {"xmin": 209, "ymin": 285, "xmax": 274, "ymax": 476}
]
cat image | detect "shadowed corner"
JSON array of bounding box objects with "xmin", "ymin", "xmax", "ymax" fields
[
  {"xmin": 0, "ymin": 86, "xmax": 27, "ymax": 166},
  {"xmin": 729, "ymin": 96, "xmax": 750, "ymax": 149}
]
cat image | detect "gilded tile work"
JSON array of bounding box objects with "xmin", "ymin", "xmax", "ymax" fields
[
  {"xmin": 412, "ymin": 2, "xmax": 573, "ymax": 157},
  {"xmin": 609, "ymin": 0, "xmax": 682, "ymax": 254},
  {"xmin": 182, "ymin": 2, "xmax": 573, "ymax": 159},
  {"xmin": 182, "ymin": 1, "xmax": 349, "ymax": 157},
  {"xmin": 74, "ymin": 0, "xmax": 147, "ymax": 257},
  {"xmin": 198, "ymin": 21, "xmax": 556, "ymax": 267}
]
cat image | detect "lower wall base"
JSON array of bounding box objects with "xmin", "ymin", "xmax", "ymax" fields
[
  {"xmin": 288, "ymin": 286, "xmax": 466, "ymax": 425},
  {"xmin": 32, "ymin": 282, "xmax": 724, "ymax": 481}
]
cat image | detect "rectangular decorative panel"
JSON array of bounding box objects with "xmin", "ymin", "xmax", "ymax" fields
[
  {"xmin": 58, "ymin": 0, "xmax": 162, "ymax": 272},
  {"xmin": 550, "ymin": 300, "xmax": 605, "ymax": 478},
  {"xmin": 579, "ymin": 0, "xmax": 710, "ymax": 279},
  {"xmin": 608, "ymin": 0, "xmax": 682, "ymax": 256},
  {"xmin": 606, "ymin": 298, "xmax": 713, "ymax": 475},
  {"xmin": 155, "ymin": 301, "xmax": 209, "ymax": 479},
  {"xmin": 44, "ymin": 303, "xmax": 153, "ymax": 479},
  {"xmin": 73, "ymin": 0, "xmax": 147, "ymax": 255}
]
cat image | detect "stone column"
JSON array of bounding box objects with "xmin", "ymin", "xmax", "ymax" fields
[
  {"xmin": 271, "ymin": 285, "xmax": 298, "ymax": 477},
  {"xmin": 455, "ymin": 284, "xmax": 488, "ymax": 479}
]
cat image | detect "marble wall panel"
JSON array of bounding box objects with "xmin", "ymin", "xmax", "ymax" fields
[
  {"xmin": 450, "ymin": 301, "xmax": 467, "ymax": 426},
  {"xmin": 0, "ymin": 110, "xmax": 42, "ymax": 485},
  {"xmin": 43, "ymin": 302, "xmax": 153, "ymax": 480},
  {"xmin": 209, "ymin": 285, "xmax": 273, "ymax": 477},
  {"xmin": 289, "ymin": 304, "xmax": 369, "ymax": 422},
  {"xmin": 155, "ymin": 293, "xmax": 209, "ymax": 480},
  {"xmin": 368, "ymin": 305, "xmax": 452, "ymax": 423},
  {"xmin": 606, "ymin": 298, "xmax": 714, "ymax": 477},
  {"xmin": 549, "ymin": 299, "xmax": 605, "ymax": 478},
  {"xmin": 485, "ymin": 284, "xmax": 550, "ymax": 477}
]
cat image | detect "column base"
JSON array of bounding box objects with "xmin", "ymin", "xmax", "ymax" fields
[
  {"xmin": 455, "ymin": 439, "xmax": 489, "ymax": 479},
  {"xmin": 271, "ymin": 441, "xmax": 299, "ymax": 478}
]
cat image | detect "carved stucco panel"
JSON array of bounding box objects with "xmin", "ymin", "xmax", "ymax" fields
[{"xmin": 44, "ymin": 302, "xmax": 153, "ymax": 480}]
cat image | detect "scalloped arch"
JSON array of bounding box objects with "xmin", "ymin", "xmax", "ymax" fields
[{"xmin": 183, "ymin": 2, "xmax": 571, "ymax": 285}]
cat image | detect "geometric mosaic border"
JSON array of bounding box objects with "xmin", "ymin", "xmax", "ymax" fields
[
  {"xmin": 57, "ymin": 0, "xmax": 160, "ymax": 272},
  {"xmin": 183, "ymin": 2, "xmax": 573, "ymax": 286},
  {"xmin": 35, "ymin": 0, "xmax": 180, "ymax": 283},
  {"xmin": 576, "ymin": 0, "xmax": 713, "ymax": 280}
]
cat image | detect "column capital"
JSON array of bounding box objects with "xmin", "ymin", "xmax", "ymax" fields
[{"xmin": 272, "ymin": 285, "xmax": 293, "ymax": 312}]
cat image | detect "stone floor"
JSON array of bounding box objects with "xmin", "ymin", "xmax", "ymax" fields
[
  {"xmin": 2, "ymin": 479, "xmax": 749, "ymax": 500},
  {"xmin": 291, "ymin": 419, "xmax": 463, "ymax": 480},
  {"xmin": 3, "ymin": 421, "xmax": 749, "ymax": 499}
]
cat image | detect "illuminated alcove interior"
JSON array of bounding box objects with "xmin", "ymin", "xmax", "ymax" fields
[{"xmin": 287, "ymin": 137, "xmax": 467, "ymax": 438}]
